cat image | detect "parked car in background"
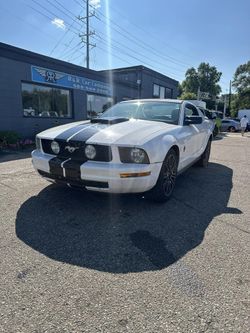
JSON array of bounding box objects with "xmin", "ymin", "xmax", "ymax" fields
[
  {"xmin": 198, "ymin": 108, "xmax": 220, "ymax": 137},
  {"xmin": 220, "ymin": 119, "xmax": 241, "ymax": 132},
  {"xmin": 39, "ymin": 111, "xmax": 59, "ymax": 117},
  {"xmin": 32, "ymin": 99, "xmax": 213, "ymax": 202}
]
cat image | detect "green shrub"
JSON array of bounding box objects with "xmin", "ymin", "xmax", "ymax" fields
[{"xmin": 0, "ymin": 131, "xmax": 20, "ymax": 145}]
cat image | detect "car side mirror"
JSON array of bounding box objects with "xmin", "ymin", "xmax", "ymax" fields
[{"xmin": 184, "ymin": 116, "xmax": 203, "ymax": 125}]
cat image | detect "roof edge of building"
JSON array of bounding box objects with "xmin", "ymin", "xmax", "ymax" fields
[
  {"xmin": 100, "ymin": 65, "xmax": 179, "ymax": 84},
  {"xmin": 0, "ymin": 42, "xmax": 97, "ymax": 75}
]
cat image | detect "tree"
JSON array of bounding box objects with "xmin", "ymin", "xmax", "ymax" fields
[
  {"xmin": 231, "ymin": 61, "xmax": 250, "ymax": 115},
  {"xmin": 232, "ymin": 60, "xmax": 250, "ymax": 94},
  {"xmin": 179, "ymin": 92, "xmax": 197, "ymax": 100},
  {"xmin": 182, "ymin": 62, "xmax": 222, "ymax": 99},
  {"xmin": 177, "ymin": 83, "xmax": 183, "ymax": 97}
]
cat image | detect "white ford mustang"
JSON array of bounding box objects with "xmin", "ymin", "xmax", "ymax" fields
[{"xmin": 32, "ymin": 99, "xmax": 213, "ymax": 202}]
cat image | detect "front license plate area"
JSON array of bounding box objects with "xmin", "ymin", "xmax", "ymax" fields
[
  {"xmin": 49, "ymin": 157, "xmax": 64, "ymax": 177},
  {"xmin": 63, "ymin": 160, "xmax": 82, "ymax": 181}
]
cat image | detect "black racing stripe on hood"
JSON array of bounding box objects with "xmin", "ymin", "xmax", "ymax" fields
[
  {"xmin": 54, "ymin": 117, "xmax": 128, "ymax": 142},
  {"xmin": 54, "ymin": 122, "xmax": 91, "ymax": 141},
  {"xmin": 68, "ymin": 124, "xmax": 108, "ymax": 142}
]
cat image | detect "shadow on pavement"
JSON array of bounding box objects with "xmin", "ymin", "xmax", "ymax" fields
[
  {"xmin": 0, "ymin": 149, "xmax": 33, "ymax": 163},
  {"xmin": 16, "ymin": 163, "xmax": 241, "ymax": 273}
]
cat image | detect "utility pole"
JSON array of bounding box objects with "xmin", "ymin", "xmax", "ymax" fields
[
  {"xmin": 228, "ymin": 80, "xmax": 232, "ymax": 115},
  {"xmin": 78, "ymin": 0, "xmax": 96, "ymax": 69},
  {"xmin": 86, "ymin": 0, "xmax": 90, "ymax": 69},
  {"xmin": 223, "ymin": 95, "xmax": 227, "ymax": 119},
  {"xmin": 197, "ymin": 86, "xmax": 200, "ymax": 100}
]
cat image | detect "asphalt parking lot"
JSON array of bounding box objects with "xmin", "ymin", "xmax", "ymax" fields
[{"xmin": 0, "ymin": 134, "xmax": 249, "ymax": 333}]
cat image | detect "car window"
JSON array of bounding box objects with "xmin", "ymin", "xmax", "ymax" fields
[
  {"xmin": 101, "ymin": 101, "xmax": 181, "ymax": 125},
  {"xmin": 198, "ymin": 108, "xmax": 206, "ymax": 116},
  {"xmin": 185, "ymin": 103, "xmax": 199, "ymax": 117}
]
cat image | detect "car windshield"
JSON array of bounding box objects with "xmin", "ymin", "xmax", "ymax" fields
[{"xmin": 100, "ymin": 101, "xmax": 181, "ymax": 125}]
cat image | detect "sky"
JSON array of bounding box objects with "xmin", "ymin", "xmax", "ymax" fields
[{"xmin": 0, "ymin": 0, "xmax": 249, "ymax": 93}]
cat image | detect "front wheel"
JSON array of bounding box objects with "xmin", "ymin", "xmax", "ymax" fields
[{"xmin": 147, "ymin": 149, "xmax": 178, "ymax": 202}]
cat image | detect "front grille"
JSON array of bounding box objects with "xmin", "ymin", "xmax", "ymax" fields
[
  {"xmin": 38, "ymin": 170, "xmax": 109, "ymax": 189},
  {"xmin": 41, "ymin": 139, "xmax": 112, "ymax": 162}
]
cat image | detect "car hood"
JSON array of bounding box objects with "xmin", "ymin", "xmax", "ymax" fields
[{"xmin": 38, "ymin": 118, "xmax": 177, "ymax": 146}]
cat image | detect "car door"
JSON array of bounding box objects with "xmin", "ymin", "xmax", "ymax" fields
[
  {"xmin": 178, "ymin": 103, "xmax": 201, "ymax": 168},
  {"xmin": 221, "ymin": 120, "xmax": 228, "ymax": 131}
]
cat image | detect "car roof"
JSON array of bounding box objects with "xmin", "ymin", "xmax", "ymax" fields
[{"xmin": 120, "ymin": 99, "xmax": 183, "ymax": 104}]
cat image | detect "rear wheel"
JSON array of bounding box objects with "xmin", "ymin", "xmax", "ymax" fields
[
  {"xmin": 228, "ymin": 126, "xmax": 236, "ymax": 132},
  {"xmin": 197, "ymin": 139, "xmax": 211, "ymax": 168},
  {"xmin": 147, "ymin": 149, "xmax": 178, "ymax": 202}
]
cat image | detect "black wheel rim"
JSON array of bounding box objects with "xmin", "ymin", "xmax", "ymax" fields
[{"xmin": 162, "ymin": 153, "xmax": 177, "ymax": 196}]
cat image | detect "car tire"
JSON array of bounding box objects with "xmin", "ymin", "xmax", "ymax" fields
[
  {"xmin": 197, "ymin": 139, "xmax": 211, "ymax": 168},
  {"xmin": 213, "ymin": 125, "xmax": 218, "ymax": 137},
  {"xmin": 228, "ymin": 126, "xmax": 236, "ymax": 132},
  {"xmin": 147, "ymin": 148, "xmax": 178, "ymax": 202}
]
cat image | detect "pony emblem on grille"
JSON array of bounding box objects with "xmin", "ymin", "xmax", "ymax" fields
[{"xmin": 65, "ymin": 146, "xmax": 79, "ymax": 153}]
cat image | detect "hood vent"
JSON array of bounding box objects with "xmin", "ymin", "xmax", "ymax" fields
[{"xmin": 90, "ymin": 117, "xmax": 129, "ymax": 125}]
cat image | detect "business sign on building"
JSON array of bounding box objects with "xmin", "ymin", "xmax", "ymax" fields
[{"xmin": 31, "ymin": 66, "xmax": 113, "ymax": 96}]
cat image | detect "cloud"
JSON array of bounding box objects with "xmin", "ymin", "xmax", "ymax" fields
[
  {"xmin": 51, "ymin": 18, "xmax": 65, "ymax": 30},
  {"xmin": 90, "ymin": 0, "xmax": 101, "ymax": 8}
]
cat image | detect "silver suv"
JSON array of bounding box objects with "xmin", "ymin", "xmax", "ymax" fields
[{"xmin": 221, "ymin": 119, "xmax": 241, "ymax": 132}]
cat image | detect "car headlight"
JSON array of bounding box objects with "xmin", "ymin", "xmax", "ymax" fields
[
  {"xmin": 85, "ymin": 144, "xmax": 96, "ymax": 159},
  {"xmin": 130, "ymin": 148, "xmax": 147, "ymax": 163},
  {"xmin": 35, "ymin": 136, "xmax": 41, "ymax": 150},
  {"xmin": 119, "ymin": 147, "xmax": 150, "ymax": 164},
  {"xmin": 51, "ymin": 141, "xmax": 60, "ymax": 154}
]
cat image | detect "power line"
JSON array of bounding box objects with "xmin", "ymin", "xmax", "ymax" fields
[
  {"xmin": 44, "ymin": 0, "xmax": 82, "ymax": 28},
  {"xmin": 106, "ymin": 2, "xmax": 195, "ymax": 63},
  {"xmin": 24, "ymin": 0, "xmax": 185, "ymax": 79},
  {"xmin": 29, "ymin": 0, "xmax": 80, "ymax": 35},
  {"xmin": 49, "ymin": 22, "xmax": 76, "ymax": 56},
  {"xmin": 93, "ymin": 35, "xmax": 181, "ymax": 81},
  {"xmin": 48, "ymin": 1, "xmax": 86, "ymax": 56},
  {"xmin": 94, "ymin": 31, "xmax": 185, "ymax": 76},
  {"xmin": 60, "ymin": 42, "xmax": 83, "ymax": 60},
  {"xmin": 82, "ymin": 0, "xmax": 194, "ymax": 68},
  {"xmin": 23, "ymin": 0, "xmax": 85, "ymax": 61},
  {"xmin": 57, "ymin": 36, "xmax": 80, "ymax": 59},
  {"xmin": 95, "ymin": 44, "xmax": 136, "ymax": 68},
  {"xmin": 54, "ymin": 0, "xmax": 189, "ymax": 72},
  {"xmin": 0, "ymin": 3, "xmax": 56, "ymax": 42}
]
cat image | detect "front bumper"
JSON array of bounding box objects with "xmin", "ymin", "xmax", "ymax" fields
[{"xmin": 32, "ymin": 150, "xmax": 162, "ymax": 193}]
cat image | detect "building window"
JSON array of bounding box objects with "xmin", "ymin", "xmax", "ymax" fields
[
  {"xmin": 165, "ymin": 87, "xmax": 173, "ymax": 98},
  {"xmin": 153, "ymin": 84, "xmax": 160, "ymax": 97},
  {"xmin": 22, "ymin": 82, "xmax": 72, "ymax": 118},
  {"xmin": 160, "ymin": 86, "xmax": 165, "ymax": 99},
  {"xmin": 153, "ymin": 84, "xmax": 172, "ymax": 99},
  {"xmin": 87, "ymin": 94, "xmax": 113, "ymax": 118}
]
